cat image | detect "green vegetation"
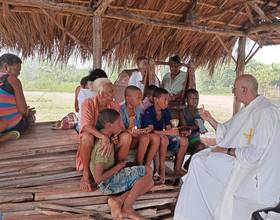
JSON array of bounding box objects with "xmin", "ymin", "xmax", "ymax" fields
[
  {"xmin": 197, "ymin": 60, "xmax": 280, "ymax": 96},
  {"xmin": 20, "ymin": 59, "xmax": 280, "ymax": 97}
]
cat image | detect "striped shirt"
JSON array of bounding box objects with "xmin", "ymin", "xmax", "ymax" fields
[{"xmin": 0, "ymin": 74, "xmax": 22, "ymax": 130}]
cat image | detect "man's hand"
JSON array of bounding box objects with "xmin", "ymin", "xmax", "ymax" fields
[
  {"xmin": 212, "ymin": 146, "xmax": 227, "ymax": 154},
  {"xmin": 198, "ymin": 109, "xmax": 212, "ymax": 122},
  {"xmin": 100, "ymin": 135, "xmax": 112, "ymax": 157}
]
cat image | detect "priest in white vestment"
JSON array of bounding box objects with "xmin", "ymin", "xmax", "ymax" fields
[{"xmin": 174, "ymin": 74, "xmax": 280, "ymax": 220}]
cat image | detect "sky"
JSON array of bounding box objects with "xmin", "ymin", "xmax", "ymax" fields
[{"xmin": 253, "ymin": 45, "xmax": 280, "ymax": 64}]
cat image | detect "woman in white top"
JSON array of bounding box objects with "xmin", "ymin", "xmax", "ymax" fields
[{"xmin": 75, "ymin": 69, "xmax": 108, "ymax": 132}]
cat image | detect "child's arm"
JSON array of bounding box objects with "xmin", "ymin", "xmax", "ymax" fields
[
  {"xmin": 152, "ymin": 125, "xmax": 179, "ymax": 136},
  {"xmin": 94, "ymin": 161, "xmax": 127, "ymax": 184}
]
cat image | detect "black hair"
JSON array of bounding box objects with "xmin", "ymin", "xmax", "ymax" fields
[
  {"xmin": 169, "ymin": 55, "xmax": 181, "ymax": 64},
  {"xmin": 143, "ymin": 85, "xmax": 158, "ymax": 98},
  {"xmin": 0, "ymin": 53, "xmax": 22, "ymax": 68},
  {"xmin": 124, "ymin": 85, "xmax": 141, "ymax": 97},
  {"xmin": 153, "ymin": 87, "xmax": 169, "ymax": 98},
  {"xmin": 80, "ymin": 76, "xmax": 89, "ymax": 88},
  {"xmin": 186, "ymin": 89, "xmax": 199, "ymax": 98},
  {"xmin": 97, "ymin": 109, "xmax": 120, "ymax": 129},
  {"xmin": 88, "ymin": 68, "xmax": 108, "ymax": 82}
]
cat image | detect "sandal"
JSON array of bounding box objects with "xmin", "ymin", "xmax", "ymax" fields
[
  {"xmin": 153, "ymin": 172, "xmax": 161, "ymax": 181},
  {"xmin": 6, "ymin": 131, "xmax": 20, "ymax": 140}
]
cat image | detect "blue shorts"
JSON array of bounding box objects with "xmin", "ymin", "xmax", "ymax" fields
[
  {"xmin": 98, "ymin": 166, "xmax": 146, "ymax": 195},
  {"xmin": 168, "ymin": 136, "xmax": 180, "ymax": 154}
]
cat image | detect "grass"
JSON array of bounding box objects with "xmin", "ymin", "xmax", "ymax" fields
[
  {"xmin": 25, "ymin": 92, "xmax": 234, "ymax": 133},
  {"xmin": 25, "ymin": 91, "xmax": 75, "ymax": 122}
]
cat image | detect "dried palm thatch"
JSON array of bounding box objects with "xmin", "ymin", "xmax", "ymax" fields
[{"xmin": 0, "ymin": 0, "xmax": 279, "ymax": 72}]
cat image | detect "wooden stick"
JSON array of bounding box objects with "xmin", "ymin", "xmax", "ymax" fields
[
  {"xmin": 215, "ymin": 35, "xmax": 237, "ymax": 64},
  {"xmin": 249, "ymin": 2, "xmax": 272, "ymax": 23},
  {"xmin": 92, "ymin": 16, "xmax": 102, "ymax": 68},
  {"xmin": 245, "ymin": 45, "xmax": 260, "ymax": 64},
  {"xmin": 233, "ymin": 37, "xmax": 246, "ymax": 115},
  {"xmin": 94, "ymin": 0, "xmax": 114, "ymax": 16},
  {"xmin": 104, "ymin": 11, "xmax": 246, "ymax": 37}
]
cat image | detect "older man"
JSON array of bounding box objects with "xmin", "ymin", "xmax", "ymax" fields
[
  {"xmin": 78, "ymin": 79, "xmax": 132, "ymax": 191},
  {"xmin": 174, "ymin": 74, "xmax": 280, "ymax": 220}
]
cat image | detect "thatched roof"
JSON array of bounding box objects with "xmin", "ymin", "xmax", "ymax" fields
[{"xmin": 0, "ymin": 0, "xmax": 280, "ymax": 71}]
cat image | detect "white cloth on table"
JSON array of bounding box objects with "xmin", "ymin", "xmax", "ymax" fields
[{"xmin": 174, "ymin": 96, "xmax": 280, "ymax": 220}]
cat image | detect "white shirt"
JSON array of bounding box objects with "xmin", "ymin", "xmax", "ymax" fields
[{"xmin": 128, "ymin": 71, "xmax": 144, "ymax": 93}]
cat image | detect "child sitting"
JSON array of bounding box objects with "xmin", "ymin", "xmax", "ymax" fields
[
  {"xmin": 180, "ymin": 89, "xmax": 207, "ymax": 151},
  {"xmin": 120, "ymin": 86, "xmax": 159, "ymax": 166},
  {"xmin": 90, "ymin": 109, "xmax": 154, "ymax": 220},
  {"xmin": 180, "ymin": 89, "xmax": 207, "ymax": 169},
  {"xmin": 142, "ymin": 87, "xmax": 188, "ymax": 184},
  {"xmin": 139, "ymin": 85, "xmax": 158, "ymax": 115}
]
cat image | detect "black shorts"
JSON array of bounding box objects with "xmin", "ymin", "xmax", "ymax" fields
[{"xmin": 6, "ymin": 117, "xmax": 30, "ymax": 133}]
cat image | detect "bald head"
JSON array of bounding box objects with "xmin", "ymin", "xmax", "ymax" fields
[{"xmin": 235, "ymin": 74, "xmax": 258, "ymax": 95}]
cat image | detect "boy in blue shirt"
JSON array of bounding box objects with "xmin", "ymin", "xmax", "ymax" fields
[
  {"xmin": 142, "ymin": 87, "xmax": 188, "ymax": 184},
  {"xmin": 120, "ymin": 86, "xmax": 159, "ymax": 166}
]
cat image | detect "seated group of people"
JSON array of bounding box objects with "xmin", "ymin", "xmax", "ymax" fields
[{"xmin": 74, "ymin": 61, "xmax": 206, "ymax": 219}]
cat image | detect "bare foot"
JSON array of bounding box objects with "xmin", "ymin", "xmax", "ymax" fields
[
  {"xmin": 108, "ymin": 197, "xmax": 123, "ymax": 220},
  {"xmin": 80, "ymin": 175, "xmax": 93, "ymax": 192},
  {"xmin": 159, "ymin": 173, "xmax": 165, "ymax": 185},
  {"xmin": 122, "ymin": 207, "xmax": 143, "ymax": 220},
  {"xmin": 174, "ymin": 169, "xmax": 187, "ymax": 177}
]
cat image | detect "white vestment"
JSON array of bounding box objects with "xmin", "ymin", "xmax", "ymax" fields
[{"xmin": 174, "ymin": 96, "xmax": 280, "ymax": 220}]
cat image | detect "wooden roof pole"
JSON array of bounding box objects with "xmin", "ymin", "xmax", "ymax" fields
[
  {"xmin": 92, "ymin": 16, "xmax": 102, "ymax": 69},
  {"xmin": 233, "ymin": 37, "xmax": 246, "ymax": 115}
]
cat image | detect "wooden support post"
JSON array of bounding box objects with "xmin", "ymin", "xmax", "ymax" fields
[
  {"xmin": 92, "ymin": 16, "xmax": 102, "ymax": 69},
  {"xmin": 233, "ymin": 37, "xmax": 246, "ymax": 115}
]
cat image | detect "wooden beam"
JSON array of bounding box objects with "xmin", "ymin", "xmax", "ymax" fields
[
  {"xmin": 245, "ymin": 45, "xmax": 260, "ymax": 64},
  {"xmin": 233, "ymin": 37, "xmax": 246, "ymax": 115},
  {"xmin": 249, "ymin": 2, "xmax": 272, "ymax": 22},
  {"xmin": 248, "ymin": 22, "xmax": 280, "ymax": 34},
  {"xmin": 245, "ymin": 3, "xmax": 255, "ymax": 25},
  {"xmin": 2, "ymin": 0, "xmax": 9, "ymax": 17},
  {"xmin": 198, "ymin": 1, "xmax": 250, "ymax": 22},
  {"xmin": 215, "ymin": 35, "xmax": 237, "ymax": 64},
  {"xmin": 94, "ymin": 0, "xmax": 114, "ymax": 16},
  {"xmin": 92, "ymin": 16, "xmax": 102, "ymax": 69},
  {"xmin": 108, "ymin": 5, "xmax": 243, "ymax": 29},
  {"xmin": 104, "ymin": 11, "xmax": 246, "ymax": 37},
  {"xmin": 41, "ymin": 9, "xmax": 92, "ymax": 53},
  {"xmin": 6, "ymin": 0, "xmax": 94, "ymax": 16}
]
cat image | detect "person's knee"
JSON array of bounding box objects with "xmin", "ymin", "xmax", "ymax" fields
[{"xmin": 119, "ymin": 131, "xmax": 132, "ymax": 146}]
